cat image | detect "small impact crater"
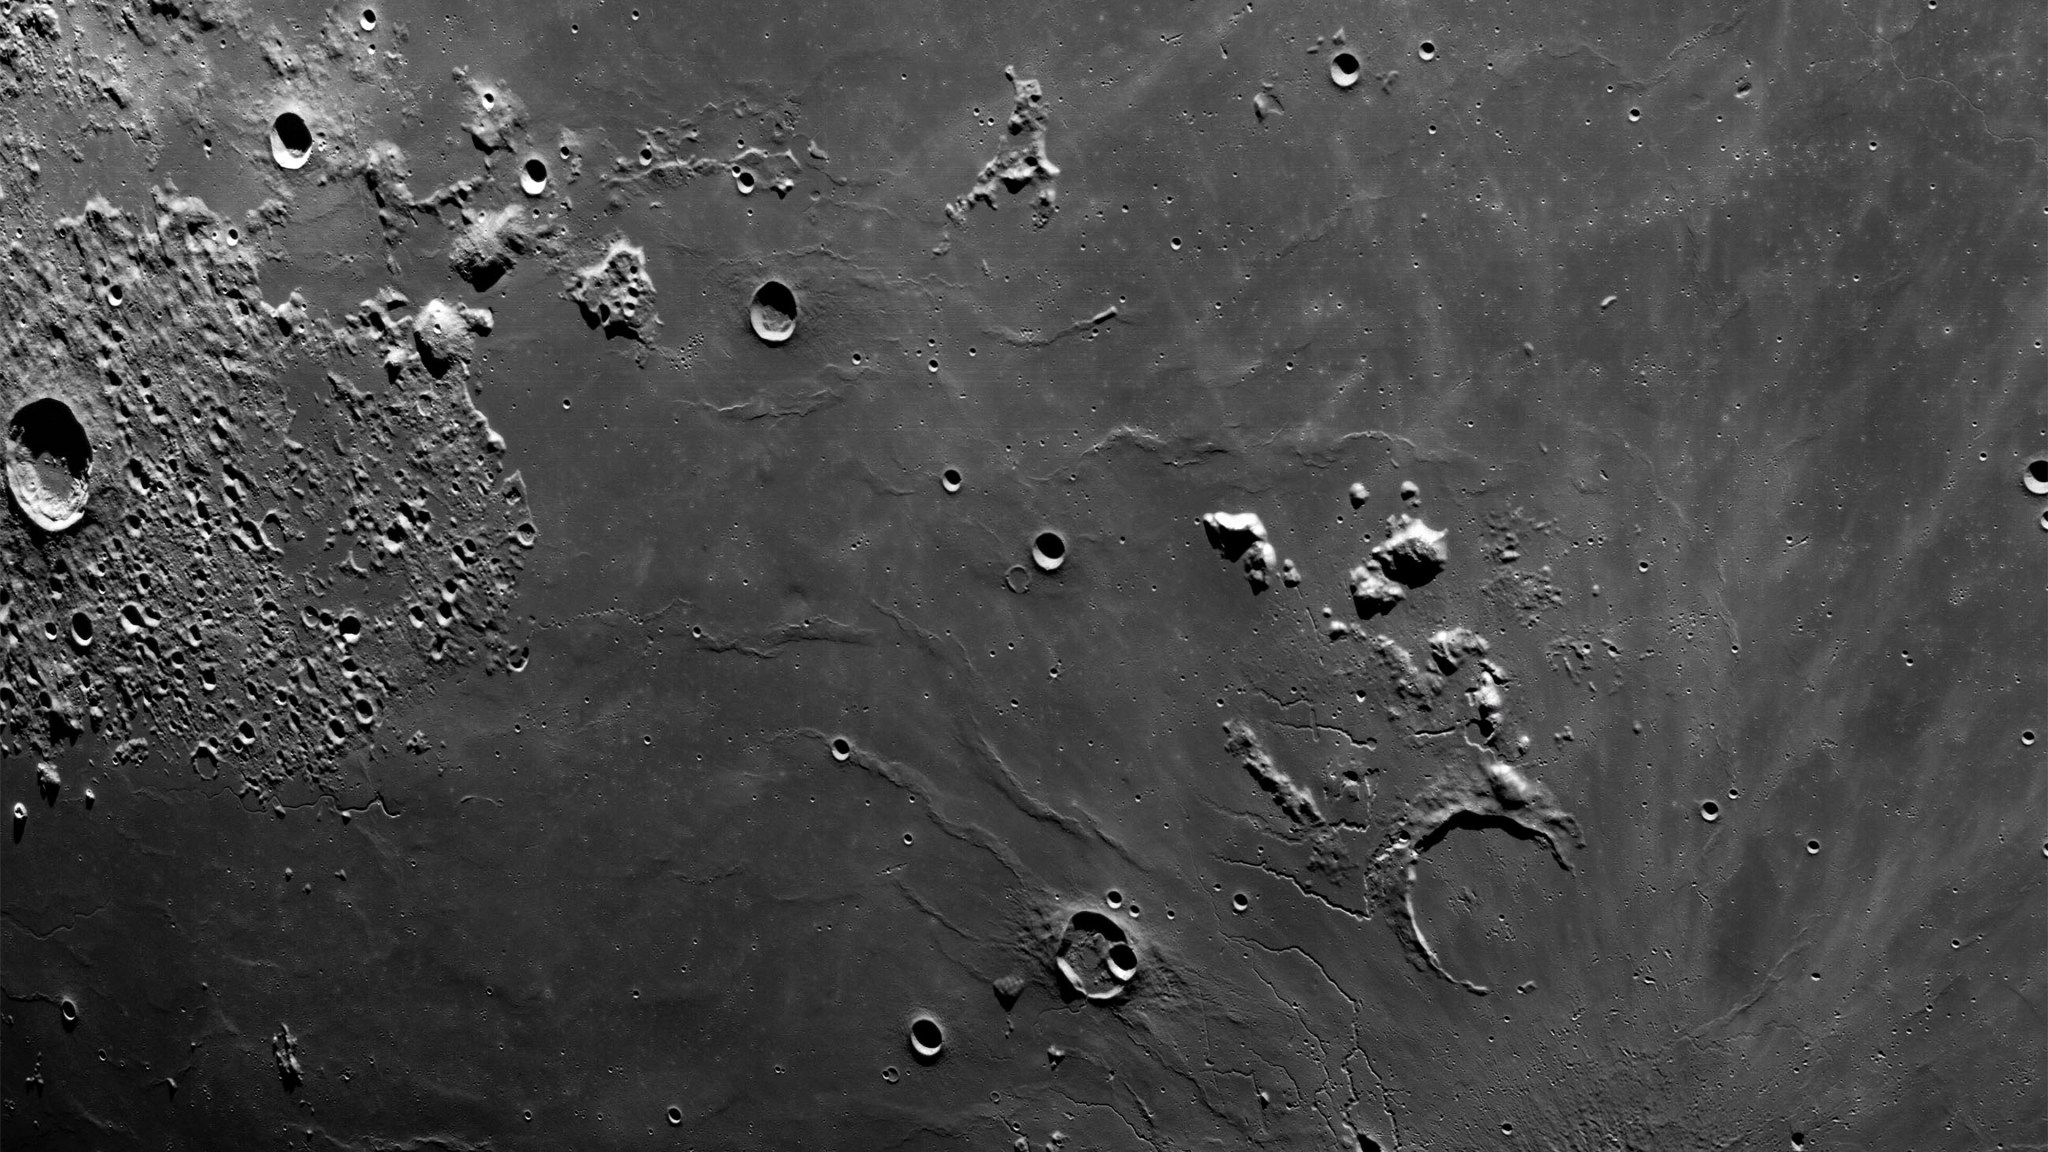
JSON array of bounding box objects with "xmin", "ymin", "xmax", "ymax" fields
[
  {"xmin": 907, "ymin": 1015, "xmax": 945, "ymax": 1062},
  {"xmin": 270, "ymin": 111, "xmax": 313, "ymax": 170},
  {"xmin": 748, "ymin": 279, "xmax": 798, "ymax": 344},
  {"xmin": 2023, "ymin": 457, "xmax": 2048, "ymax": 497},
  {"xmin": 1031, "ymin": 529, "xmax": 1067, "ymax": 572},
  {"xmin": 519, "ymin": 155, "xmax": 549, "ymax": 197},
  {"xmin": 1330, "ymin": 50, "xmax": 1362, "ymax": 88}
]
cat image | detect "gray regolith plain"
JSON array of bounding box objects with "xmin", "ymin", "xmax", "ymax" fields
[{"xmin": 2, "ymin": 1, "xmax": 2043, "ymax": 1149}]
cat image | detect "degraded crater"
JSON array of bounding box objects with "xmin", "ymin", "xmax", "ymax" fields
[
  {"xmin": 1054, "ymin": 908, "xmax": 1138, "ymax": 1000},
  {"xmin": 748, "ymin": 279, "xmax": 798, "ymax": 344},
  {"xmin": 7, "ymin": 396, "xmax": 93, "ymax": 531},
  {"xmin": 1367, "ymin": 761, "xmax": 1582, "ymax": 994},
  {"xmin": 270, "ymin": 111, "xmax": 313, "ymax": 170}
]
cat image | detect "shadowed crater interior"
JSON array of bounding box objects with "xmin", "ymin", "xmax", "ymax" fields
[
  {"xmin": 1032, "ymin": 529, "xmax": 1067, "ymax": 572},
  {"xmin": 748, "ymin": 279, "xmax": 798, "ymax": 344},
  {"xmin": 7, "ymin": 397, "xmax": 92, "ymax": 531},
  {"xmin": 908, "ymin": 1015, "xmax": 945, "ymax": 1062},
  {"xmin": 270, "ymin": 111, "xmax": 312, "ymax": 168}
]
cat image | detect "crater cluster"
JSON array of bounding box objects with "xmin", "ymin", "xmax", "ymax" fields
[{"xmin": 1, "ymin": 193, "xmax": 532, "ymax": 807}]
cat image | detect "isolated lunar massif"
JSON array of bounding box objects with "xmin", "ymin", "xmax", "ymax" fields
[{"xmin": 2, "ymin": 2, "xmax": 2042, "ymax": 1150}]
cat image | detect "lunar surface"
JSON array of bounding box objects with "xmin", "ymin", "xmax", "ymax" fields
[{"xmin": 2, "ymin": 2, "xmax": 2041, "ymax": 1150}]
